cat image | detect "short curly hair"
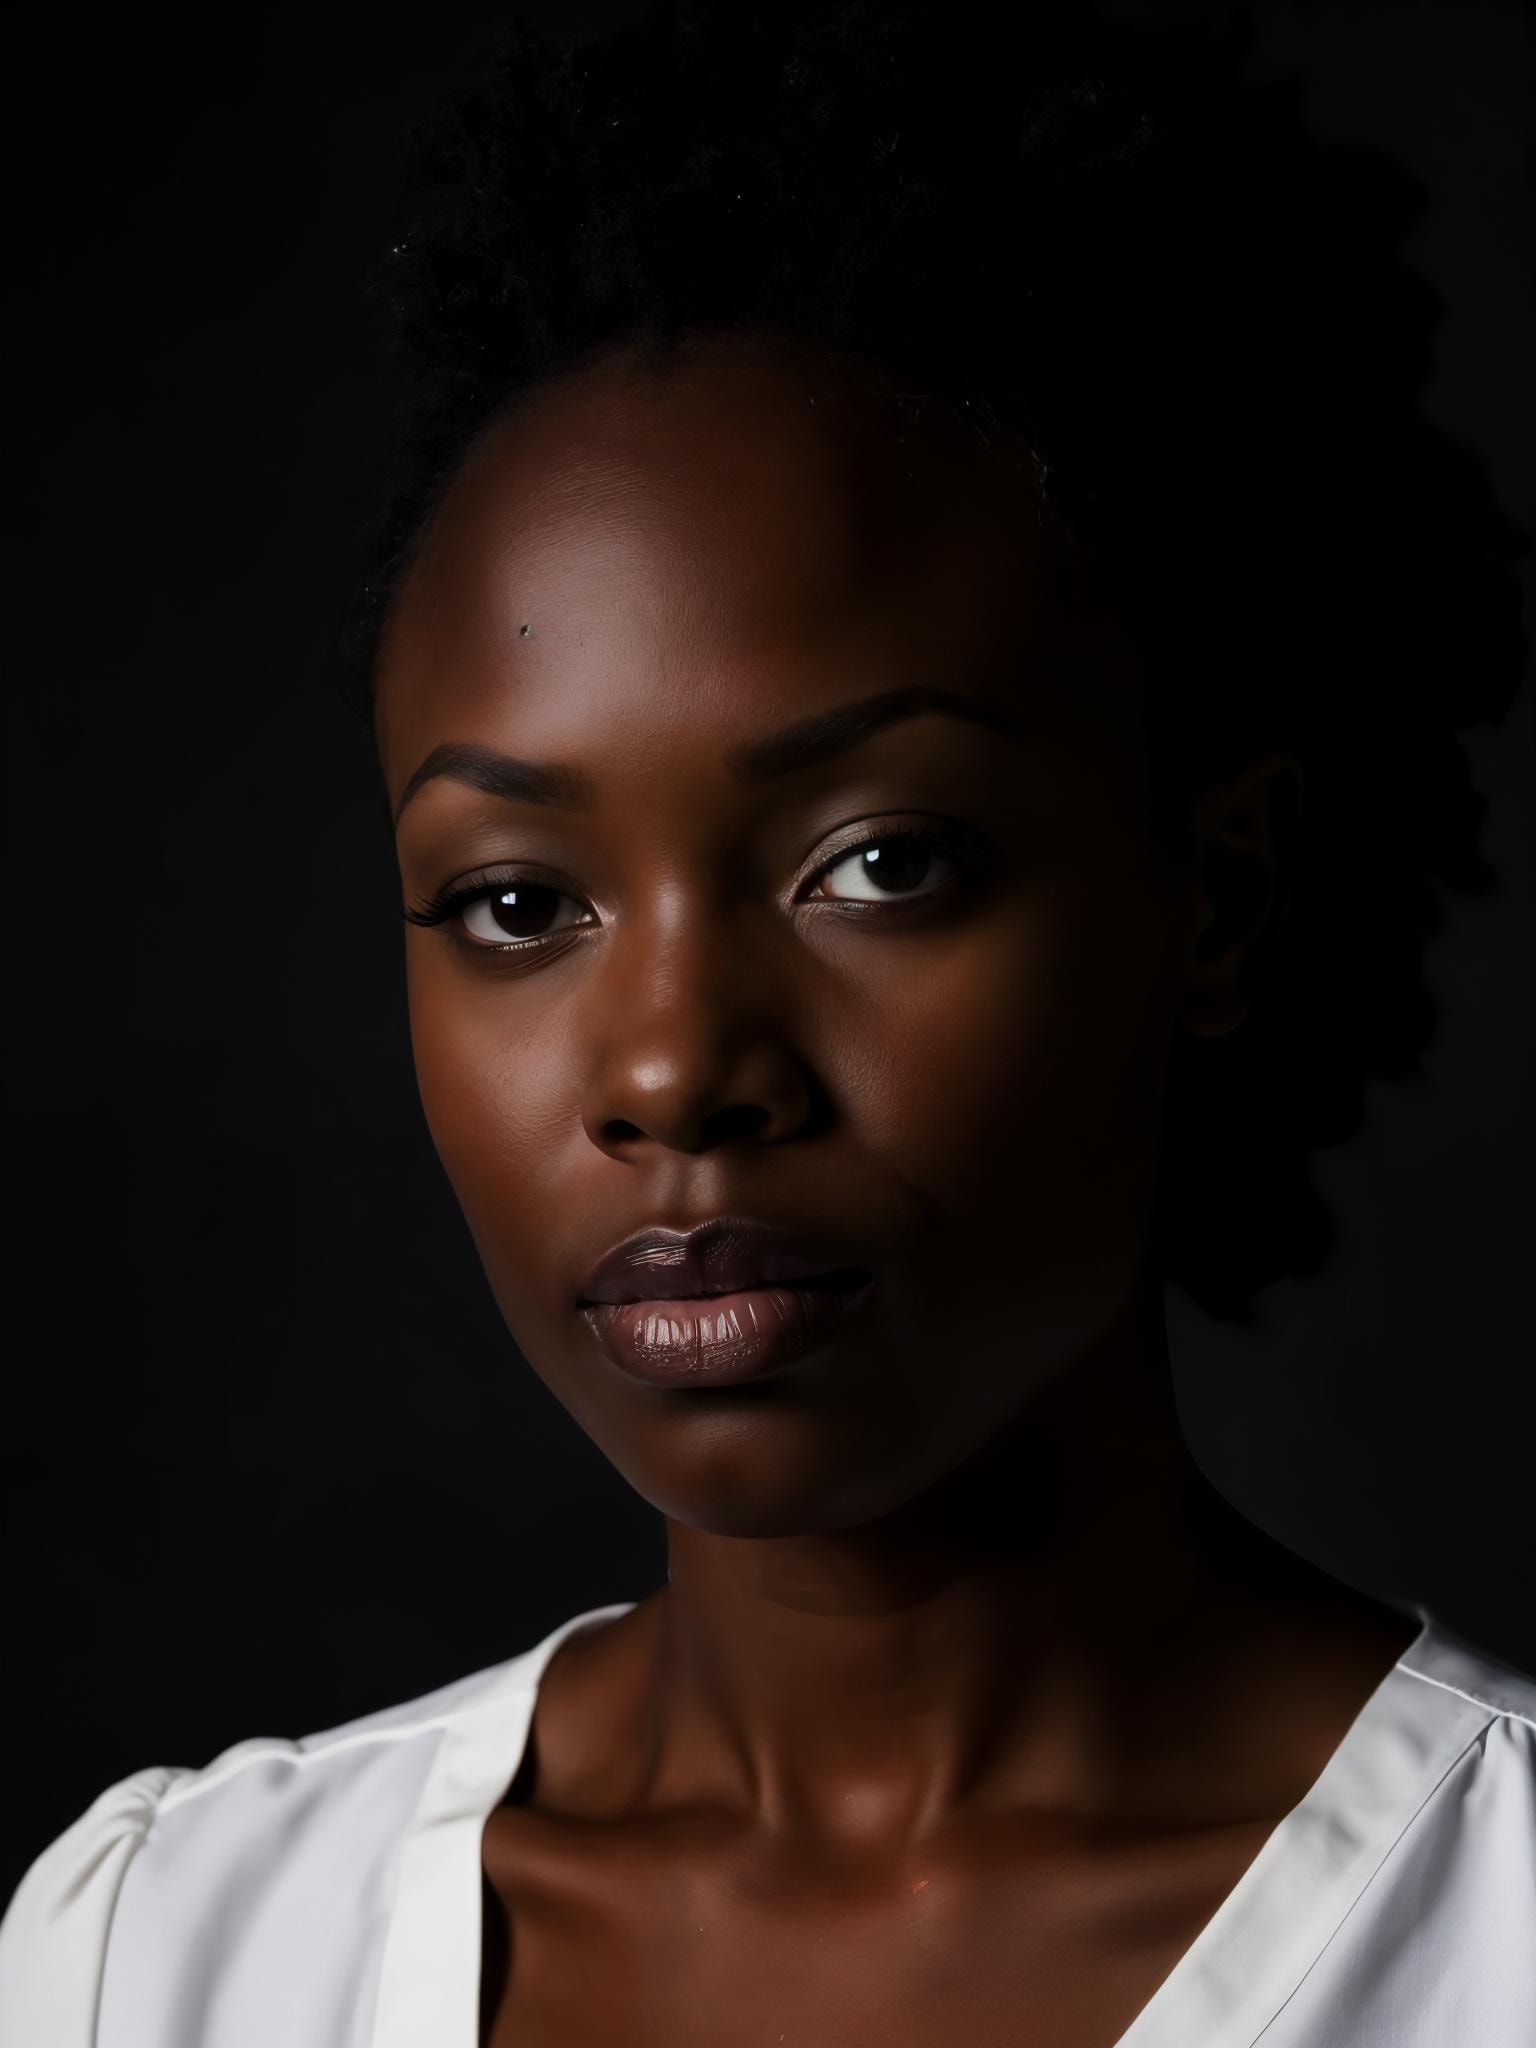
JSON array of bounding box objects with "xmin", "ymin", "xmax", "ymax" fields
[{"xmin": 350, "ymin": 0, "xmax": 1526, "ymax": 1325}]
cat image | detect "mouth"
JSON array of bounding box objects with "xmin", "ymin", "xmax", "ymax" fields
[
  {"xmin": 578, "ymin": 1268, "xmax": 877, "ymax": 1389},
  {"xmin": 576, "ymin": 1266, "xmax": 871, "ymax": 1309},
  {"xmin": 574, "ymin": 1216, "xmax": 877, "ymax": 1384}
]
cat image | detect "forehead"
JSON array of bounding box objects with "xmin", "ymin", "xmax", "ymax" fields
[{"xmin": 375, "ymin": 335, "xmax": 1142, "ymax": 794}]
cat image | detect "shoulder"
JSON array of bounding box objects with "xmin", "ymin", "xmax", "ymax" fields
[
  {"xmin": 1300, "ymin": 1616, "xmax": 1536, "ymax": 2043},
  {"xmin": 1393, "ymin": 1612, "xmax": 1536, "ymax": 1734},
  {"xmin": 1393, "ymin": 1616, "xmax": 1536, "ymax": 1889},
  {"xmin": 0, "ymin": 1766, "xmax": 180, "ymax": 2048},
  {"xmin": 1385, "ymin": 1614, "xmax": 1536, "ymax": 1869},
  {"xmin": 0, "ymin": 1652, "xmax": 529, "ymax": 2048}
]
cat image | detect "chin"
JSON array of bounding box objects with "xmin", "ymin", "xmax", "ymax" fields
[{"xmin": 594, "ymin": 1410, "xmax": 979, "ymax": 1543}]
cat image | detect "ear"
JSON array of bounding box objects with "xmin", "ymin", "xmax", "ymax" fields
[{"xmin": 1180, "ymin": 751, "xmax": 1305, "ymax": 1040}]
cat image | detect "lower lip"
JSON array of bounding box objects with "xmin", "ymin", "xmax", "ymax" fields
[{"xmin": 579, "ymin": 1272, "xmax": 874, "ymax": 1388}]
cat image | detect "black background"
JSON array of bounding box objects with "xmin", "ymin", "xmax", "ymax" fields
[{"xmin": 6, "ymin": 1, "xmax": 1531, "ymax": 1897}]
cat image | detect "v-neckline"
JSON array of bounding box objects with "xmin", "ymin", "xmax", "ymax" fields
[
  {"xmin": 369, "ymin": 1602, "xmax": 1489, "ymax": 2048},
  {"xmin": 1115, "ymin": 1605, "xmax": 1489, "ymax": 2045}
]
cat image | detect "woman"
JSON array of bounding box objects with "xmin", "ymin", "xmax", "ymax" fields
[{"xmin": 3, "ymin": 4, "xmax": 1530, "ymax": 2043}]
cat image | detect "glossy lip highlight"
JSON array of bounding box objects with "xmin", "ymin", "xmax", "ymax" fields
[
  {"xmin": 576, "ymin": 1215, "xmax": 874, "ymax": 1308},
  {"xmin": 579, "ymin": 1270, "xmax": 877, "ymax": 1388}
]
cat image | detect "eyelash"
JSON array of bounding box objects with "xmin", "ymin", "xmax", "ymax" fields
[{"xmin": 402, "ymin": 820, "xmax": 985, "ymax": 957}]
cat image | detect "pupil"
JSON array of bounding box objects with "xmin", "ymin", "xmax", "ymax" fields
[
  {"xmin": 489, "ymin": 884, "xmax": 558, "ymax": 939},
  {"xmin": 867, "ymin": 841, "xmax": 930, "ymax": 893}
]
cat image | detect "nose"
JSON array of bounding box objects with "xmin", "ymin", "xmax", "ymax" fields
[{"xmin": 578, "ymin": 900, "xmax": 822, "ymax": 1158}]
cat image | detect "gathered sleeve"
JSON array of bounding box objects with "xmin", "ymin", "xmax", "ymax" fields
[{"xmin": 0, "ymin": 1768, "xmax": 179, "ymax": 2046}]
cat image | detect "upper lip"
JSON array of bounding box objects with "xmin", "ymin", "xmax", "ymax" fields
[{"xmin": 577, "ymin": 1216, "xmax": 873, "ymax": 1306}]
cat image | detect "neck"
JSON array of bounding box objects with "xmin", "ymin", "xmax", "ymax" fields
[{"xmin": 627, "ymin": 1269, "xmax": 1363, "ymax": 1848}]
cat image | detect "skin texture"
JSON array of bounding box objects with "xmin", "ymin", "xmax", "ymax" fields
[{"xmin": 375, "ymin": 330, "xmax": 1418, "ymax": 2046}]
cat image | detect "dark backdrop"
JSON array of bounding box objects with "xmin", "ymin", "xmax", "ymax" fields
[{"xmin": 6, "ymin": 1, "xmax": 1531, "ymax": 1897}]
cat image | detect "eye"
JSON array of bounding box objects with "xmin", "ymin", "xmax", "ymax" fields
[
  {"xmin": 458, "ymin": 880, "xmax": 590, "ymax": 946},
  {"xmin": 403, "ymin": 821, "xmax": 982, "ymax": 957},
  {"xmin": 403, "ymin": 874, "xmax": 593, "ymax": 951},
  {"xmin": 807, "ymin": 824, "xmax": 966, "ymax": 904}
]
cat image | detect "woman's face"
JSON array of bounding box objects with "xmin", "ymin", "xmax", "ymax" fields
[{"xmin": 376, "ymin": 331, "xmax": 1201, "ymax": 1538}]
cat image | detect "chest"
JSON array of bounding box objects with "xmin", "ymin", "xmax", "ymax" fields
[{"xmin": 478, "ymin": 1806, "xmax": 1276, "ymax": 2048}]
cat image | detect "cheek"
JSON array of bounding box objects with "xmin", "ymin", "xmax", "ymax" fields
[
  {"xmin": 850, "ymin": 868, "xmax": 1178, "ymax": 1280},
  {"xmin": 403, "ymin": 944, "xmax": 579, "ymax": 1267}
]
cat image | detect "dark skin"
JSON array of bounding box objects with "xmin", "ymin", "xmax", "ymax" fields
[{"xmin": 374, "ymin": 329, "xmax": 1418, "ymax": 2046}]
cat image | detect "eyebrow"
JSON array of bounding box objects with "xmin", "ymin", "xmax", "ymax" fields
[{"xmin": 391, "ymin": 683, "xmax": 1023, "ymax": 833}]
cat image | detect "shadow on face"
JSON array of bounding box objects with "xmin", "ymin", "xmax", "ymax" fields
[{"xmin": 377, "ymin": 327, "xmax": 1195, "ymax": 1539}]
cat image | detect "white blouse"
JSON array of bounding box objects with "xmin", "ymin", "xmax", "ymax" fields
[{"xmin": 2, "ymin": 1601, "xmax": 1533, "ymax": 2047}]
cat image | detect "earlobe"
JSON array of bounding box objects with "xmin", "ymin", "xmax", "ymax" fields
[{"xmin": 1180, "ymin": 752, "xmax": 1305, "ymax": 1040}]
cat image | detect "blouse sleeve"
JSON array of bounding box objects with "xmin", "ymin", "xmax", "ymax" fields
[{"xmin": 0, "ymin": 1767, "xmax": 179, "ymax": 2047}]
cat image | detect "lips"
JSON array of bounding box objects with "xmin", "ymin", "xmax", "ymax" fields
[
  {"xmin": 577, "ymin": 1216, "xmax": 872, "ymax": 1307},
  {"xmin": 581, "ymin": 1273, "xmax": 874, "ymax": 1388}
]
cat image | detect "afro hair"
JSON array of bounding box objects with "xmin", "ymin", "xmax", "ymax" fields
[{"xmin": 350, "ymin": 0, "xmax": 1527, "ymax": 1325}]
